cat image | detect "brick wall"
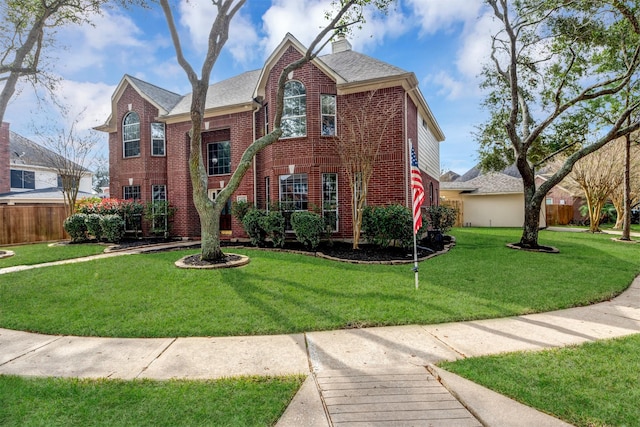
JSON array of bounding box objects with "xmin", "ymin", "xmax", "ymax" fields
[
  {"xmin": 107, "ymin": 46, "xmax": 429, "ymax": 241},
  {"xmin": 0, "ymin": 122, "xmax": 10, "ymax": 193}
]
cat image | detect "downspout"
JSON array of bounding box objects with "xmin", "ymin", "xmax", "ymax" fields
[{"xmin": 252, "ymin": 99, "xmax": 263, "ymax": 206}]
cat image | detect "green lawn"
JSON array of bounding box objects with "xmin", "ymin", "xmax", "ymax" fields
[
  {"xmin": 439, "ymin": 334, "xmax": 640, "ymax": 427},
  {"xmin": 0, "ymin": 375, "xmax": 303, "ymax": 426},
  {"xmin": 0, "ymin": 242, "xmax": 106, "ymax": 268},
  {"xmin": 1, "ymin": 228, "xmax": 638, "ymax": 337}
]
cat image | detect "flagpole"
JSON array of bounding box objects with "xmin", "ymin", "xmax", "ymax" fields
[
  {"xmin": 408, "ymin": 138, "xmax": 422, "ymax": 290},
  {"xmin": 413, "ymin": 220, "xmax": 419, "ymax": 290}
]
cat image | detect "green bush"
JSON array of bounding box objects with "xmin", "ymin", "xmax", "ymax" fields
[
  {"xmin": 64, "ymin": 213, "xmax": 88, "ymax": 243},
  {"xmin": 242, "ymin": 208, "xmax": 267, "ymax": 247},
  {"xmin": 362, "ymin": 205, "xmax": 414, "ymax": 249},
  {"xmin": 143, "ymin": 201, "xmax": 176, "ymax": 237},
  {"xmin": 100, "ymin": 214, "xmax": 125, "ymax": 243},
  {"xmin": 427, "ymin": 205, "xmax": 457, "ymax": 233},
  {"xmin": 231, "ymin": 200, "xmax": 252, "ymax": 223},
  {"xmin": 260, "ymin": 210, "xmax": 286, "ymax": 248},
  {"xmin": 85, "ymin": 213, "xmax": 103, "ymax": 241},
  {"xmin": 291, "ymin": 211, "xmax": 325, "ymax": 250}
]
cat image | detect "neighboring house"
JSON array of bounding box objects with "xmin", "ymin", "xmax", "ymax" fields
[
  {"xmin": 441, "ymin": 164, "xmax": 584, "ymax": 227},
  {"xmin": 0, "ymin": 122, "xmax": 93, "ymax": 205},
  {"xmin": 96, "ymin": 34, "xmax": 445, "ymax": 240}
]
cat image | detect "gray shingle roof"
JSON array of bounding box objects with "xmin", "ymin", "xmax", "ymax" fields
[
  {"xmin": 126, "ymin": 74, "xmax": 183, "ymax": 113},
  {"xmin": 167, "ymin": 70, "xmax": 262, "ymax": 116},
  {"xmin": 319, "ymin": 50, "xmax": 408, "ymax": 82},
  {"xmin": 165, "ymin": 50, "xmax": 408, "ymax": 116},
  {"xmin": 441, "ymin": 172, "xmax": 523, "ymax": 194},
  {"xmin": 9, "ymin": 132, "xmax": 68, "ymax": 169}
]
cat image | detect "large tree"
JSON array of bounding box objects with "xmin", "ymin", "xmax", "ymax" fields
[
  {"xmin": 477, "ymin": 0, "xmax": 640, "ymax": 249},
  {"xmin": 160, "ymin": 0, "xmax": 393, "ymax": 261},
  {"xmin": 0, "ymin": 0, "xmax": 141, "ymax": 125}
]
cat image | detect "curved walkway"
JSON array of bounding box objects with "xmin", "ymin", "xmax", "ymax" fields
[{"xmin": 1, "ymin": 244, "xmax": 639, "ymax": 426}]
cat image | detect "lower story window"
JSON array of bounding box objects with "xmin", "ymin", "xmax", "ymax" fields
[
  {"xmin": 150, "ymin": 185, "xmax": 168, "ymax": 233},
  {"xmin": 123, "ymin": 185, "xmax": 141, "ymax": 200},
  {"xmin": 123, "ymin": 185, "xmax": 141, "ymax": 232},
  {"xmin": 322, "ymin": 173, "xmax": 338, "ymax": 232},
  {"xmin": 279, "ymin": 173, "xmax": 308, "ymax": 230}
]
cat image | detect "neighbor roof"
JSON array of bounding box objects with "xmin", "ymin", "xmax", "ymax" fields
[
  {"xmin": 9, "ymin": 131, "xmax": 86, "ymax": 171},
  {"xmin": 441, "ymin": 172, "xmax": 523, "ymax": 195}
]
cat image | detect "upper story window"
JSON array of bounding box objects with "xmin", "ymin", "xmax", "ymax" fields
[
  {"xmin": 282, "ymin": 81, "xmax": 306, "ymax": 138},
  {"xmin": 123, "ymin": 112, "xmax": 141, "ymax": 158},
  {"xmin": 10, "ymin": 169, "xmax": 35, "ymax": 189},
  {"xmin": 208, "ymin": 141, "xmax": 231, "ymax": 175},
  {"xmin": 321, "ymin": 94, "xmax": 336, "ymax": 136},
  {"xmin": 151, "ymin": 122, "xmax": 165, "ymax": 156}
]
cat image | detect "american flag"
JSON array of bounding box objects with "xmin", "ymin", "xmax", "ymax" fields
[{"xmin": 410, "ymin": 146, "xmax": 425, "ymax": 234}]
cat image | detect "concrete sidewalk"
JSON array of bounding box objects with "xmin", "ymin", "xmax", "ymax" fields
[{"xmin": 1, "ymin": 276, "xmax": 638, "ymax": 425}]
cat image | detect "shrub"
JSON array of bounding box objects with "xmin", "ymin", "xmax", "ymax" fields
[
  {"xmin": 64, "ymin": 213, "xmax": 88, "ymax": 243},
  {"xmin": 231, "ymin": 200, "xmax": 252, "ymax": 223},
  {"xmin": 427, "ymin": 205, "xmax": 458, "ymax": 233},
  {"xmin": 260, "ymin": 210, "xmax": 286, "ymax": 248},
  {"xmin": 242, "ymin": 208, "xmax": 267, "ymax": 246},
  {"xmin": 143, "ymin": 201, "xmax": 176, "ymax": 237},
  {"xmin": 85, "ymin": 213, "xmax": 103, "ymax": 241},
  {"xmin": 291, "ymin": 211, "xmax": 325, "ymax": 250},
  {"xmin": 100, "ymin": 214, "xmax": 125, "ymax": 243},
  {"xmin": 362, "ymin": 205, "xmax": 414, "ymax": 249}
]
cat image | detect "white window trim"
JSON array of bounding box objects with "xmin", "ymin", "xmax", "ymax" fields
[
  {"xmin": 151, "ymin": 122, "xmax": 166, "ymax": 157},
  {"xmin": 320, "ymin": 94, "xmax": 336, "ymax": 137},
  {"xmin": 122, "ymin": 112, "xmax": 141, "ymax": 158}
]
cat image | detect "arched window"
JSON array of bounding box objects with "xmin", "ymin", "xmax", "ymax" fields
[
  {"xmin": 123, "ymin": 112, "xmax": 141, "ymax": 158},
  {"xmin": 282, "ymin": 81, "xmax": 306, "ymax": 138}
]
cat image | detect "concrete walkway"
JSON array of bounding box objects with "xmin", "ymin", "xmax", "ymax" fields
[{"xmin": 1, "ymin": 242, "xmax": 639, "ymax": 426}]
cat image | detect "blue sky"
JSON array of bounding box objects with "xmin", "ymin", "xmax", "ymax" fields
[{"xmin": 4, "ymin": 0, "xmax": 500, "ymax": 175}]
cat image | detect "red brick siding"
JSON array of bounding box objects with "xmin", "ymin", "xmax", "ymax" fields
[{"xmin": 107, "ymin": 48, "xmax": 427, "ymax": 240}]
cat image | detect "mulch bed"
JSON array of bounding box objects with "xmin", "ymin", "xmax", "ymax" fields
[{"xmin": 108, "ymin": 237, "xmax": 450, "ymax": 266}]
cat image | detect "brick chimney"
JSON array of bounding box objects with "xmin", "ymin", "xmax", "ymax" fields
[
  {"xmin": 0, "ymin": 122, "xmax": 10, "ymax": 193},
  {"xmin": 332, "ymin": 35, "xmax": 352, "ymax": 54}
]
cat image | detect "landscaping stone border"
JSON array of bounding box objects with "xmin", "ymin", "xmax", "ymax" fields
[
  {"xmin": 0, "ymin": 250, "xmax": 15, "ymax": 259},
  {"xmin": 175, "ymin": 253, "xmax": 250, "ymax": 269}
]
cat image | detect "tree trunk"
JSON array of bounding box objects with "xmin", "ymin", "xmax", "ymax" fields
[
  {"xmin": 621, "ymin": 133, "xmax": 632, "ymax": 240},
  {"xmin": 188, "ymin": 83, "xmax": 225, "ymax": 262},
  {"xmin": 520, "ymin": 186, "xmax": 543, "ymax": 248},
  {"xmin": 517, "ymin": 157, "xmax": 544, "ymax": 248}
]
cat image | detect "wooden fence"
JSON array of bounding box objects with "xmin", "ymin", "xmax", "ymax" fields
[
  {"xmin": 441, "ymin": 199, "xmax": 463, "ymax": 227},
  {"xmin": 0, "ymin": 205, "xmax": 68, "ymax": 245},
  {"xmin": 545, "ymin": 204, "xmax": 574, "ymax": 226}
]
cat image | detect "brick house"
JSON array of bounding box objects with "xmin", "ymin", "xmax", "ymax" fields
[{"xmin": 96, "ymin": 34, "xmax": 445, "ymax": 240}]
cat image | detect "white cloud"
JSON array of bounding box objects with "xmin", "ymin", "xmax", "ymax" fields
[
  {"xmin": 55, "ymin": 9, "xmax": 145, "ymax": 74},
  {"xmin": 260, "ymin": 0, "xmax": 332, "ymax": 55},
  {"xmin": 426, "ymin": 71, "xmax": 465, "ymax": 100},
  {"xmin": 177, "ymin": 1, "xmax": 258, "ymax": 65},
  {"xmin": 260, "ymin": 0, "xmax": 410, "ymax": 57},
  {"xmin": 54, "ymin": 80, "xmax": 116, "ymax": 131},
  {"xmin": 407, "ymin": 0, "xmax": 483, "ymax": 35},
  {"xmin": 455, "ymin": 9, "xmax": 500, "ymax": 80}
]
